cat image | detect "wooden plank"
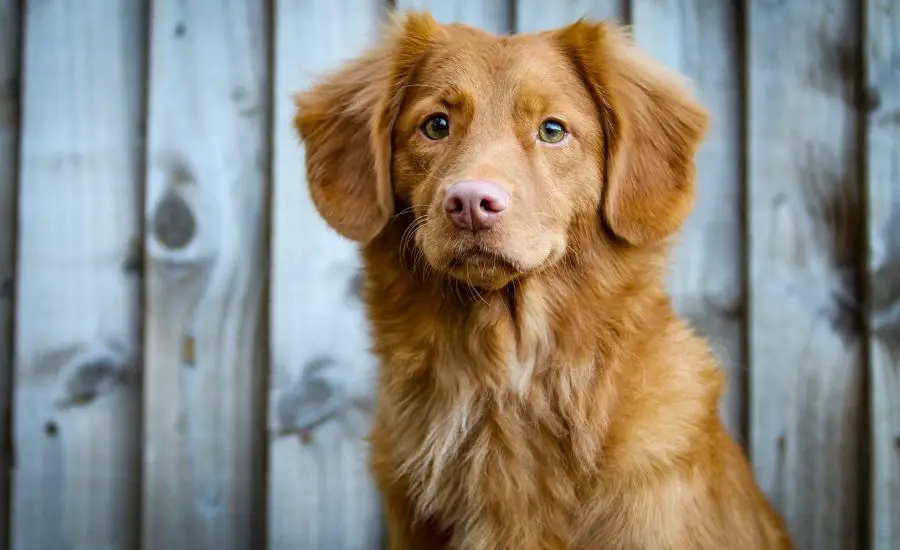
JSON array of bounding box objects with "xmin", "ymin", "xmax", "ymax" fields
[
  {"xmin": 269, "ymin": 1, "xmax": 385, "ymax": 549},
  {"xmin": 865, "ymin": 0, "xmax": 900, "ymax": 547},
  {"xmin": 0, "ymin": 1, "xmax": 20, "ymax": 548},
  {"xmin": 630, "ymin": 0, "xmax": 745, "ymax": 442},
  {"xmin": 11, "ymin": 1, "xmax": 144, "ymax": 548},
  {"xmin": 397, "ymin": 0, "xmax": 511, "ymax": 34},
  {"xmin": 141, "ymin": 1, "xmax": 268, "ymax": 549},
  {"xmin": 747, "ymin": 1, "xmax": 864, "ymax": 548},
  {"xmin": 514, "ymin": 0, "xmax": 626, "ymax": 31}
]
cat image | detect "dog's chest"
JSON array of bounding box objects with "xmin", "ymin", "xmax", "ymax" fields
[
  {"xmin": 395, "ymin": 376, "xmax": 580, "ymax": 549},
  {"xmin": 378, "ymin": 286, "xmax": 585, "ymax": 547}
]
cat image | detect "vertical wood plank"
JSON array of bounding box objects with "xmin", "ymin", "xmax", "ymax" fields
[
  {"xmin": 514, "ymin": 0, "xmax": 625, "ymax": 32},
  {"xmin": 0, "ymin": 1, "xmax": 20, "ymax": 548},
  {"xmin": 269, "ymin": 1, "xmax": 385, "ymax": 548},
  {"xmin": 631, "ymin": 0, "xmax": 745, "ymax": 442},
  {"xmin": 865, "ymin": 0, "xmax": 900, "ymax": 547},
  {"xmin": 141, "ymin": 1, "xmax": 269, "ymax": 549},
  {"xmin": 397, "ymin": 0, "xmax": 511, "ymax": 35},
  {"xmin": 11, "ymin": 1, "xmax": 144, "ymax": 549},
  {"xmin": 747, "ymin": 1, "xmax": 864, "ymax": 548}
]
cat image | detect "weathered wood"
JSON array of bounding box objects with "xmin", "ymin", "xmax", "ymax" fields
[
  {"xmin": 514, "ymin": 0, "xmax": 625, "ymax": 31},
  {"xmin": 269, "ymin": 1, "xmax": 385, "ymax": 549},
  {"xmin": 0, "ymin": 2, "xmax": 20, "ymax": 548},
  {"xmin": 397, "ymin": 0, "xmax": 511, "ymax": 34},
  {"xmin": 865, "ymin": 0, "xmax": 900, "ymax": 547},
  {"xmin": 630, "ymin": 0, "xmax": 745, "ymax": 443},
  {"xmin": 11, "ymin": 1, "xmax": 144, "ymax": 548},
  {"xmin": 141, "ymin": 2, "xmax": 268, "ymax": 549},
  {"xmin": 747, "ymin": 1, "xmax": 864, "ymax": 548}
]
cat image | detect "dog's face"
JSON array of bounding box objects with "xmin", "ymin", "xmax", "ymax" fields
[
  {"xmin": 295, "ymin": 12, "xmax": 708, "ymax": 290},
  {"xmin": 391, "ymin": 31, "xmax": 602, "ymax": 289}
]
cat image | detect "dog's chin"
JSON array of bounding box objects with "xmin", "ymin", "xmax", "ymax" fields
[
  {"xmin": 417, "ymin": 223, "xmax": 564, "ymax": 291},
  {"xmin": 444, "ymin": 249, "xmax": 520, "ymax": 290},
  {"xmin": 421, "ymin": 240, "xmax": 553, "ymax": 291}
]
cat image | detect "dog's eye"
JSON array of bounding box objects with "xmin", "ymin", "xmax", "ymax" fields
[
  {"xmin": 421, "ymin": 114, "xmax": 450, "ymax": 140},
  {"xmin": 538, "ymin": 119, "xmax": 567, "ymax": 144}
]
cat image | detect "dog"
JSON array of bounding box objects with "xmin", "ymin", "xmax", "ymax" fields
[{"xmin": 293, "ymin": 10, "xmax": 793, "ymax": 550}]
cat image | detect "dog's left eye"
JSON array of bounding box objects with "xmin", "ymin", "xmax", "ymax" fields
[
  {"xmin": 538, "ymin": 120, "xmax": 567, "ymax": 144},
  {"xmin": 421, "ymin": 114, "xmax": 450, "ymax": 140}
]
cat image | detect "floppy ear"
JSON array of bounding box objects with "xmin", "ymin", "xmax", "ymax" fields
[
  {"xmin": 293, "ymin": 11, "xmax": 442, "ymax": 243},
  {"xmin": 552, "ymin": 20, "xmax": 709, "ymax": 246}
]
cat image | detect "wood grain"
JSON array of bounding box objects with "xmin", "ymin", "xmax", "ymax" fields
[
  {"xmin": 514, "ymin": 0, "xmax": 626, "ymax": 31},
  {"xmin": 865, "ymin": 0, "xmax": 900, "ymax": 547},
  {"xmin": 269, "ymin": 1, "xmax": 385, "ymax": 548},
  {"xmin": 397, "ymin": 0, "xmax": 511, "ymax": 34},
  {"xmin": 631, "ymin": 0, "xmax": 745, "ymax": 442},
  {"xmin": 1, "ymin": 3, "xmax": 892, "ymax": 550},
  {"xmin": 141, "ymin": 1, "xmax": 269, "ymax": 548},
  {"xmin": 11, "ymin": 1, "xmax": 144, "ymax": 548},
  {"xmin": 0, "ymin": 1, "xmax": 20, "ymax": 548},
  {"xmin": 747, "ymin": 1, "xmax": 864, "ymax": 548}
]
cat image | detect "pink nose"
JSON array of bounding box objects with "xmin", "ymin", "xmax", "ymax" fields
[{"xmin": 443, "ymin": 180, "xmax": 509, "ymax": 231}]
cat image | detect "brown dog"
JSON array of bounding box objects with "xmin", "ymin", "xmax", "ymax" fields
[{"xmin": 294, "ymin": 10, "xmax": 793, "ymax": 550}]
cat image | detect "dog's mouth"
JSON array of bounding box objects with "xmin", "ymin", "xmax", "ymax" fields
[
  {"xmin": 447, "ymin": 246, "xmax": 516, "ymax": 270},
  {"xmin": 413, "ymin": 212, "xmax": 559, "ymax": 290},
  {"xmin": 443, "ymin": 244, "xmax": 523, "ymax": 289}
]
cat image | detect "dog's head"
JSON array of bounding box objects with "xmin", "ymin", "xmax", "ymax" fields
[{"xmin": 294, "ymin": 12, "xmax": 708, "ymax": 290}]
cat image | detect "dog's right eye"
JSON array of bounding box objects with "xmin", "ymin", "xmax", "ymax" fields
[{"xmin": 421, "ymin": 114, "xmax": 450, "ymax": 140}]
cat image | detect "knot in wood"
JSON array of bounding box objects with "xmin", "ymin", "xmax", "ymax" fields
[
  {"xmin": 55, "ymin": 341, "xmax": 131, "ymax": 408},
  {"xmin": 64, "ymin": 357, "xmax": 122, "ymax": 404},
  {"xmin": 153, "ymin": 191, "xmax": 196, "ymax": 249},
  {"xmin": 276, "ymin": 357, "xmax": 347, "ymax": 437}
]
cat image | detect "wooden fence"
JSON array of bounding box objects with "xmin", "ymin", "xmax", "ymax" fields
[{"xmin": 0, "ymin": 0, "xmax": 897, "ymax": 549}]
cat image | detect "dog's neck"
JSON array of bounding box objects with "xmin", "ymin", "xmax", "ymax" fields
[{"xmin": 362, "ymin": 215, "xmax": 674, "ymax": 395}]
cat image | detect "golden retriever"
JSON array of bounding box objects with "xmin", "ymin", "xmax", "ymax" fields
[{"xmin": 293, "ymin": 10, "xmax": 793, "ymax": 550}]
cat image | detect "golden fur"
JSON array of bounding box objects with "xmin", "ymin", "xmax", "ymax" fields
[{"xmin": 294, "ymin": 11, "xmax": 793, "ymax": 549}]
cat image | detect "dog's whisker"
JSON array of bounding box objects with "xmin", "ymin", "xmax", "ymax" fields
[{"xmin": 398, "ymin": 215, "xmax": 431, "ymax": 278}]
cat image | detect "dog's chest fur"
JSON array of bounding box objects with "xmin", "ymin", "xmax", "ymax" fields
[{"xmin": 372, "ymin": 282, "xmax": 608, "ymax": 550}]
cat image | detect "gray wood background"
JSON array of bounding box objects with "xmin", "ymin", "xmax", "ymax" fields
[{"xmin": 0, "ymin": 0, "xmax": 896, "ymax": 549}]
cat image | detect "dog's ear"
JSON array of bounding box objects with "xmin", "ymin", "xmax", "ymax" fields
[
  {"xmin": 293, "ymin": 11, "xmax": 442, "ymax": 243},
  {"xmin": 552, "ymin": 20, "xmax": 709, "ymax": 246}
]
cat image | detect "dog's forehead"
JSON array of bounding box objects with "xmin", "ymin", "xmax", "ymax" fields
[{"xmin": 417, "ymin": 30, "xmax": 578, "ymax": 93}]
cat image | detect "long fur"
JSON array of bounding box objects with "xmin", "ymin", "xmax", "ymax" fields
[{"xmin": 294, "ymin": 11, "xmax": 793, "ymax": 550}]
